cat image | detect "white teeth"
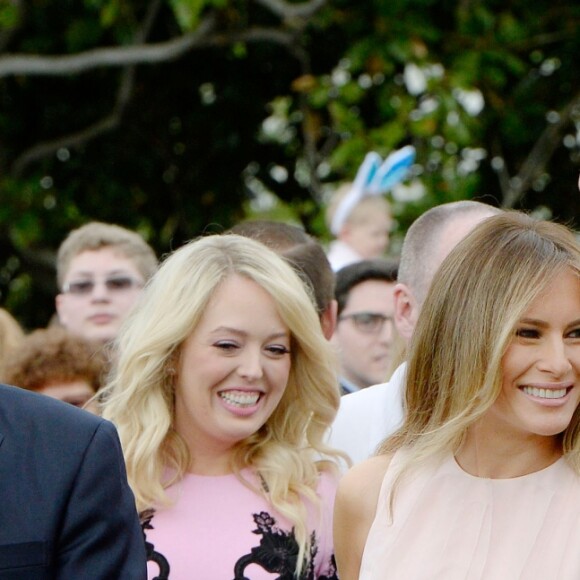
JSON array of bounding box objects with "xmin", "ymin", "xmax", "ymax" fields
[
  {"xmin": 219, "ymin": 391, "xmax": 260, "ymax": 407},
  {"xmin": 522, "ymin": 387, "xmax": 568, "ymax": 399}
]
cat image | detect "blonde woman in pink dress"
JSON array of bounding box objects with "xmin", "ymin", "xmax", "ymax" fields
[
  {"xmin": 102, "ymin": 234, "xmax": 345, "ymax": 579},
  {"xmin": 335, "ymin": 212, "xmax": 580, "ymax": 580}
]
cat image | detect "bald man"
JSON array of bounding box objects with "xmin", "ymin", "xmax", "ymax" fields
[{"xmin": 329, "ymin": 200, "xmax": 503, "ymax": 465}]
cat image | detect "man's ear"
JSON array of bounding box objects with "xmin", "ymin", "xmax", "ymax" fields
[
  {"xmin": 393, "ymin": 283, "xmax": 418, "ymax": 344},
  {"xmin": 320, "ymin": 299, "xmax": 338, "ymax": 340}
]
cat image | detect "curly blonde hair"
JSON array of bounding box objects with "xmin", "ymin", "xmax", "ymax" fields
[{"xmin": 101, "ymin": 234, "xmax": 344, "ymax": 574}]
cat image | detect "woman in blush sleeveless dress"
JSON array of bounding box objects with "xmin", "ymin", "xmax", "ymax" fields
[{"xmin": 335, "ymin": 213, "xmax": 580, "ymax": 580}]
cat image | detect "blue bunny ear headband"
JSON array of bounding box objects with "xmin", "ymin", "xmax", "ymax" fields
[{"xmin": 330, "ymin": 145, "xmax": 416, "ymax": 236}]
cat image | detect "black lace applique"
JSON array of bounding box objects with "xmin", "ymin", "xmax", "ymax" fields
[
  {"xmin": 140, "ymin": 508, "xmax": 337, "ymax": 580},
  {"xmin": 141, "ymin": 509, "xmax": 170, "ymax": 580},
  {"xmin": 233, "ymin": 511, "xmax": 338, "ymax": 580}
]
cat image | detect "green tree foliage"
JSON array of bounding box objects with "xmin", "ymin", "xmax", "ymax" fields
[{"xmin": 0, "ymin": 0, "xmax": 578, "ymax": 328}]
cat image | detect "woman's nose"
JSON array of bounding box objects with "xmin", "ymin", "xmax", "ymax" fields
[
  {"xmin": 236, "ymin": 349, "xmax": 264, "ymax": 381},
  {"xmin": 537, "ymin": 338, "xmax": 573, "ymax": 377}
]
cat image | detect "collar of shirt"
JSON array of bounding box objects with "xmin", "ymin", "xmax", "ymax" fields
[{"xmin": 339, "ymin": 376, "xmax": 360, "ymax": 395}]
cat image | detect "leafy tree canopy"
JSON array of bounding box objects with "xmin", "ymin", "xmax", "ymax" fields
[{"xmin": 0, "ymin": 0, "xmax": 578, "ymax": 328}]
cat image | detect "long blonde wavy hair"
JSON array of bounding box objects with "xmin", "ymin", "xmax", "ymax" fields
[
  {"xmin": 101, "ymin": 234, "xmax": 343, "ymax": 574},
  {"xmin": 379, "ymin": 212, "xmax": 580, "ymax": 505}
]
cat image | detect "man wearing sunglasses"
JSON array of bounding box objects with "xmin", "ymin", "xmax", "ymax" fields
[
  {"xmin": 55, "ymin": 222, "xmax": 158, "ymax": 344},
  {"xmin": 332, "ymin": 259, "xmax": 399, "ymax": 395},
  {"xmin": 329, "ymin": 200, "xmax": 503, "ymax": 465}
]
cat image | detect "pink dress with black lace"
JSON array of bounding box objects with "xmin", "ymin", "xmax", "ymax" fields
[{"xmin": 143, "ymin": 469, "xmax": 338, "ymax": 580}]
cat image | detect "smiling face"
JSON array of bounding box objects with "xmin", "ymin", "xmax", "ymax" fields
[
  {"xmin": 173, "ymin": 274, "xmax": 292, "ymax": 471},
  {"xmin": 485, "ymin": 268, "xmax": 580, "ymax": 443},
  {"xmin": 56, "ymin": 247, "xmax": 145, "ymax": 343}
]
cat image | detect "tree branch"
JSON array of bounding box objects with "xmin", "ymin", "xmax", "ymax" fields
[
  {"xmin": 0, "ymin": 15, "xmax": 216, "ymax": 78},
  {"xmin": 204, "ymin": 26, "xmax": 296, "ymax": 48},
  {"xmin": 502, "ymin": 90, "xmax": 580, "ymax": 208},
  {"xmin": 0, "ymin": 17, "xmax": 308, "ymax": 80},
  {"xmin": 11, "ymin": 0, "xmax": 165, "ymax": 176},
  {"xmin": 510, "ymin": 29, "xmax": 579, "ymax": 51},
  {"xmin": 4, "ymin": 1, "xmax": 317, "ymax": 174},
  {"xmin": 11, "ymin": 78, "xmax": 131, "ymax": 176},
  {"xmin": 252, "ymin": 0, "xmax": 327, "ymax": 20}
]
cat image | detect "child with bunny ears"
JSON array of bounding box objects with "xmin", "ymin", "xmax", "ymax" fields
[{"xmin": 325, "ymin": 146, "xmax": 415, "ymax": 272}]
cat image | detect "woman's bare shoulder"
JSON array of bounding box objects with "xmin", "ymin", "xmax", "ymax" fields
[
  {"xmin": 334, "ymin": 454, "xmax": 394, "ymax": 580},
  {"xmin": 336, "ymin": 454, "xmax": 393, "ymax": 514},
  {"xmin": 341, "ymin": 454, "xmax": 393, "ymax": 490}
]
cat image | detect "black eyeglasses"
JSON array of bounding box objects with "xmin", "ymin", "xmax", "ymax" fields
[
  {"xmin": 338, "ymin": 312, "xmax": 394, "ymax": 334},
  {"xmin": 62, "ymin": 276, "xmax": 143, "ymax": 296}
]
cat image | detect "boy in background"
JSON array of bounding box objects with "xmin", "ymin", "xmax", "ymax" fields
[{"xmin": 55, "ymin": 222, "xmax": 157, "ymax": 344}]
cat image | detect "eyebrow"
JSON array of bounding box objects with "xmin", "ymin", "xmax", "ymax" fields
[
  {"xmin": 519, "ymin": 318, "xmax": 548, "ymax": 327},
  {"xmin": 210, "ymin": 326, "xmax": 290, "ymax": 340},
  {"xmin": 67, "ymin": 269, "xmax": 136, "ymax": 278},
  {"xmin": 519, "ymin": 318, "xmax": 580, "ymax": 328}
]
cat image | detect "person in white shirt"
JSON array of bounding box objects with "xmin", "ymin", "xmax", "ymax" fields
[{"xmin": 328, "ymin": 200, "xmax": 502, "ymax": 465}]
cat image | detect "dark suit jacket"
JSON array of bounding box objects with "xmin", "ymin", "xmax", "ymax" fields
[{"xmin": 0, "ymin": 383, "xmax": 147, "ymax": 579}]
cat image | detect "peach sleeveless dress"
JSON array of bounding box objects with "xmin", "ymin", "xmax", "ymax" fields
[{"xmin": 360, "ymin": 452, "xmax": 580, "ymax": 579}]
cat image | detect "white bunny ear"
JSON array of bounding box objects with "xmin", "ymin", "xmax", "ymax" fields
[
  {"xmin": 369, "ymin": 145, "xmax": 416, "ymax": 195},
  {"xmin": 351, "ymin": 151, "xmax": 382, "ymax": 194},
  {"xmin": 330, "ymin": 152, "xmax": 382, "ymax": 235}
]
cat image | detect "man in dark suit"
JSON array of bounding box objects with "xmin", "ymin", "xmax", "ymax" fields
[{"xmin": 0, "ymin": 383, "xmax": 146, "ymax": 578}]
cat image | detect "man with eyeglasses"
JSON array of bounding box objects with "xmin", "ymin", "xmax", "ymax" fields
[
  {"xmin": 55, "ymin": 222, "xmax": 158, "ymax": 344},
  {"xmin": 328, "ymin": 201, "xmax": 503, "ymax": 466},
  {"xmin": 331, "ymin": 259, "xmax": 399, "ymax": 395}
]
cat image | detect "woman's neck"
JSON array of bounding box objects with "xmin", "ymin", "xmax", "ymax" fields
[
  {"xmin": 187, "ymin": 452, "xmax": 235, "ymax": 476},
  {"xmin": 178, "ymin": 432, "xmax": 237, "ymax": 476},
  {"xmin": 455, "ymin": 420, "xmax": 562, "ymax": 479}
]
